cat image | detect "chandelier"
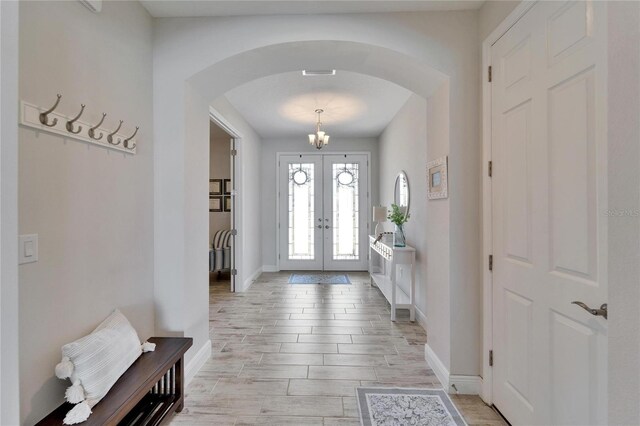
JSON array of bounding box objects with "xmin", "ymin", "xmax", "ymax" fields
[{"xmin": 308, "ymin": 109, "xmax": 330, "ymax": 150}]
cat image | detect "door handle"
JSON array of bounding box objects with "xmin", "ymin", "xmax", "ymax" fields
[
  {"xmin": 316, "ymin": 225, "xmax": 322, "ymax": 229},
  {"xmin": 572, "ymin": 301, "xmax": 608, "ymax": 320},
  {"xmin": 325, "ymin": 225, "xmax": 330, "ymax": 229}
]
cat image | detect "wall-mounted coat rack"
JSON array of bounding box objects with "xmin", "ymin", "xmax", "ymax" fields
[{"xmin": 20, "ymin": 94, "xmax": 138, "ymax": 154}]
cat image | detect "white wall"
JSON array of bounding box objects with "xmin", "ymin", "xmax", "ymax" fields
[
  {"xmin": 209, "ymin": 123, "xmax": 231, "ymax": 244},
  {"xmin": 261, "ymin": 137, "xmax": 379, "ymax": 269},
  {"xmin": 378, "ymin": 89, "xmax": 458, "ymax": 374},
  {"xmin": 18, "ymin": 2, "xmax": 154, "ymax": 423},
  {"xmin": 378, "ymin": 94, "xmax": 429, "ymax": 312},
  {"xmin": 1, "ymin": 1, "xmax": 20, "ymax": 423},
  {"xmin": 425, "ymin": 85, "xmax": 452, "ymax": 371},
  {"xmin": 153, "ymin": 10, "xmax": 481, "ymax": 378},
  {"xmin": 211, "ymin": 97, "xmax": 264, "ymax": 291}
]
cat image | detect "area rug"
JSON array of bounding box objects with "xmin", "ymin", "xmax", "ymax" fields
[
  {"xmin": 356, "ymin": 387, "xmax": 467, "ymax": 426},
  {"xmin": 288, "ymin": 273, "xmax": 351, "ymax": 284}
]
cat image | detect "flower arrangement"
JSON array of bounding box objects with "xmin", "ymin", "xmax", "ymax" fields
[
  {"xmin": 388, "ymin": 204, "xmax": 409, "ymax": 247},
  {"xmin": 388, "ymin": 204, "xmax": 409, "ymax": 226}
]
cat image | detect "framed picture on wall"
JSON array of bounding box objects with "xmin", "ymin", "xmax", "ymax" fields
[
  {"xmin": 209, "ymin": 179, "xmax": 223, "ymax": 196},
  {"xmin": 427, "ymin": 156, "xmax": 448, "ymax": 200},
  {"xmin": 223, "ymin": 179, "xmax": 232, "ymax": 195},
  {"xmin": 223, "ymin": 196, "xmax": 232, "ymax": 212},
  {"xmin": 209, "ymin": 196, "xmax": 223, "ymax": 212}
]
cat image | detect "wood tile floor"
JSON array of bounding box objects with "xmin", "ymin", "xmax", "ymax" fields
[{"xmin": 170, "ymin": 271, "xmax": 506, "ymax": 425}]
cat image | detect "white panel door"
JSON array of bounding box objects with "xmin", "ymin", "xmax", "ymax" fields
[
  {"xmin": 323, "ymin": 154, "xmax": 369, "ymax": 271},
  {"xmin": 491, "ymin": 2, "xmax": 607, "ymax": 425}
]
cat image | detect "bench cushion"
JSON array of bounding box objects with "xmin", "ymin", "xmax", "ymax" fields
[{"xmin": 56, "ymin": 310, "xmax": 143, "ymax": 423}]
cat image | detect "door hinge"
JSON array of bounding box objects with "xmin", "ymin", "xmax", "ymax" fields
[
  {"xmin": 489, "ymin": 254, "xmax": 493, "ymax": 271},
  {"xmin": 231, "ymin": 269, "xmax": 238, "ymax": 276},
  {"xmin": 231, "ymin": 229, "xmax": 238, "ymax": 236},
  {"xmin": 231, "ymin": 149, "xmax": 237, "ymax": 156},
  {"xmin": 488, "ymin": 66, "xmax": 492, "ymax": 82},
  {"xmin": 489, "ymin": 350, "xmax": 494, "ymax": 366},
  {"xmin": 488, "ymin": 161, "xmax": 492, "ymax": 177}
]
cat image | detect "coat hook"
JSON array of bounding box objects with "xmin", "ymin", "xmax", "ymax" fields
[
  {"xmin": 107, "ymin": 120, "xmax": 123, "ymax": 145},
  {"xmin": 123, "ymin": 126, "xmax": 139, "ymax": 150},
  {"xmin": 39, "ymin": 94, "xmax": 62, "ymax": 127},
  {"xmin": 88, "ymin": 113, "xmax": 107, "ymax": 140},
  {"xmin": 66, "ymin": 104, "xmax": 86, "ymax": 134}
]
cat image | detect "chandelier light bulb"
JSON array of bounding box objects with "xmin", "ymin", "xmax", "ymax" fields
[{"xmin": 307, "ymin": 109, "xmax": 330, "ymax": 150}]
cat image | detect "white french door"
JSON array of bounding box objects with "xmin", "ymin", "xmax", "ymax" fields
[
  {"xmin": 491, "ymin": 2, "xmax": 607, "ymax": 425},
  {"xmin": 278, "ymin": 154, "xmax": 369, "ymax": 271}
]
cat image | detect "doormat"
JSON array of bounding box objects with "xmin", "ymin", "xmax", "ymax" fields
[
  {"xmin": 288, "ymin": 273, "xmax": 351, "ymax": 284},
  {"xmin": 356, "ymin": 387, "xmax": 467, "ymax": 426}
]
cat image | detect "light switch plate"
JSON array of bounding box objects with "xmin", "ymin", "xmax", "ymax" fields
[{"xmin": 19, "ymin": 234, "xmax": 38, "ymax": 264}]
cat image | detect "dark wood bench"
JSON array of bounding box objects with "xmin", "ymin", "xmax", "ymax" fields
[{"xmin": 37, "ymin": 337, "xmax": 192, "ymax": 426}]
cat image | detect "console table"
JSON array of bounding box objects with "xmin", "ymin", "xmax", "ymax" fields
[{"xmin": 368, "ymin": 235, "xmax": 416, "ymax": 321}]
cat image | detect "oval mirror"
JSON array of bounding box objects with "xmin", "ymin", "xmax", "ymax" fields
[{"xmin": 393, "ymin": 171, "xmax": 410, "ymax": 221}]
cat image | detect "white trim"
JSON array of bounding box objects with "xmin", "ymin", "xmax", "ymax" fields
[
  {"xmin": 185, "ymin": 339, "xmax": 211, "ymax": 386},
  {"xmin": 0, "ymin": 1, "xmax": 20, "ymax": 423},
  {"xmin": 209, "ymin": 106, "xmax": 241, "ymax": 139},
  {"xmin": 209, "ymin": 107, "xmax": 243, "ymax": 293},
  {"xmin": 449, "ymin": 375, "xmax": 483, "ymax": 395},
  {"xmin": 481, "ymin": 0, "xmax": 537, "ymax": 405},
  {"xmin": 275, "ymin": 151, "xmax": 372, "ymax": 271},
  {"xmin": 425, "ymin": 344, "xmax": 450, "ymax": 391},
  {"xmin": 262, "ymin": 265, "xmax": 278, "ymax": 272},
  {"xmin": 415, "ymin": 305, "xmax": 428, "ymax": 332},
  {"xmin": 425, "ymin": 345, "xmax": 482, "ymax": 395},
  {"xmin": 240, "ymin": 266, "xmax": 262, "ymax": 292}
]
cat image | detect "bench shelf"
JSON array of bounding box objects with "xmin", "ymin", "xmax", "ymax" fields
[{"xmin": 37, "ymin": 337, "xmax": 192, "ymax": 426}]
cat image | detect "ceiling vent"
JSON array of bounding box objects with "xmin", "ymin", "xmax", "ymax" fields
[{"xmin": 302, "ymin": 70, "xmax": 336, "ymax": 76}]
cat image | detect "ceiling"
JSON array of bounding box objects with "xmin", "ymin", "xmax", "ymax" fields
[
  {"xmin": 141, "ymin": 0, "xmax": 484, "ymax": 18},
  {"xmin": 222, "ymin": 70, "xmax": 413, "ymax": 138}
]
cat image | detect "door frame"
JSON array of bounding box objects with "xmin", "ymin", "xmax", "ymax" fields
[
  {"xmin": 480, "ymin": 0, "xmax": 538, "ymax": 405},
  {"xmin": 275, "ymin": 151, "xmax": 372, "ymax": 271},
  {"xmin": 209, "ymin": 106, "xmax": 242, "ymax": 292}
]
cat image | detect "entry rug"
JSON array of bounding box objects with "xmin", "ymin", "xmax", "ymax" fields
[
  {"xmin": 288, "ymin": 273, "xmax": 351, "ymax": 284},
  {"xmin": 357, "ymin": 387, "xmax": 467, "ymax": 426}
]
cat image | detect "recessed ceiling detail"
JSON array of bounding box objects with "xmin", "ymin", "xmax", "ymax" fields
[{"xmin": 223, "ymin": 70, "xmax": 412, "ymax": 138}]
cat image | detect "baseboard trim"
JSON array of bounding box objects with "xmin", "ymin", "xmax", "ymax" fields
[
  {"xmin": 262, "ymin": 265, "xmax": 278, "ymax": 272},
  {"xmin": 185, "ymin": 339, "xmax": 211, "ymax": 386},
  {"xmin": 240, "ymin": 266, "xmax": 262, "ymax": 292},
  {"xmin": 449, "ymin": 374, "xmax": 483, "ymax": 395},
  {"xmin": 425, "ymin": 344, "xmax": 450, "ymax": 390},
  {"xmin": 425, "ymin": 344, "xmax": 482, "ymax": 395},
  {"xmin": 415, "ymin": 306, "xmax": 427, "ymax": 332}
]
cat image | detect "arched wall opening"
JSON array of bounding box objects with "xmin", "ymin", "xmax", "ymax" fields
[{"xmin": 153, "ymin": 19, "xmax": 481, "ymax": 387}]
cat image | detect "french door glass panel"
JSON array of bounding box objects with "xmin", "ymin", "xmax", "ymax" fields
[
  {"xmin": 279, "ymin": 155, "xmax": 323, "ymax": 270},
  {"xmin": 278, "ymin": 154, "xmax": 368, "ymax": 271},
  {"xmin": 323, "ymin": 155, "xmax": 368, "ymax": 271},
  {"xmin": 288, "ymin": 162, "xmax": 316, "ymax": 260}
]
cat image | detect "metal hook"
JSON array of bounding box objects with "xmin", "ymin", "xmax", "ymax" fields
[
  {"xmin": 123, "ymin": 126, "xmax": 139, "ymax": 150},
  {"xmin": 107, "ymin": 120, "xmax": 123, "ymax": 145},
  {"xmin": 88, "ymin": 113, "xmax": 107, "ymax": 140},
  {"xmin": 39, "ymin": 94, "xmax": 62, "ymax": 127},
  {"xmin": 65, "ymin": 104, "xmax": 86, "ymax": 134}
]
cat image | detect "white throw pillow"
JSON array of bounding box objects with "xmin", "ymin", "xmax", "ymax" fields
[{"xmin": 54, "ymin": 309, "xmax": 155, "ymax": 425}]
